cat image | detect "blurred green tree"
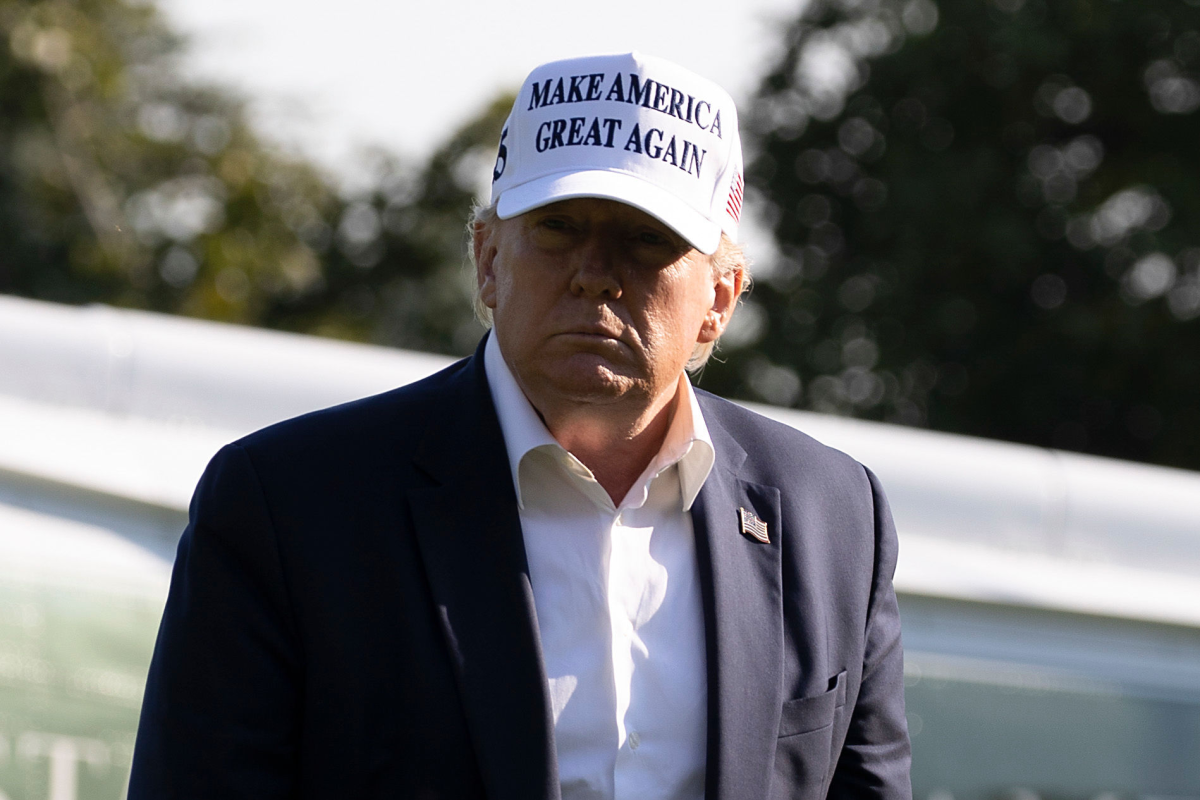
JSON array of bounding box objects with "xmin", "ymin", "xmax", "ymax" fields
[
  {"xmin": 699, "ymin": 0, "xmax": 1200, "ymax": 470},
  {"xmin": 0, "ymin": 0, "xmax": 502, "ymax": 355},
  {"xmin": 6, "ymin": 0, "xmax": 1198, "ymax": 471}
]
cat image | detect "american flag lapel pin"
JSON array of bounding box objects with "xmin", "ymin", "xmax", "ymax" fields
[{"xmin": 738, "ymin": 507, "xmax": 770, "ymax": 544}]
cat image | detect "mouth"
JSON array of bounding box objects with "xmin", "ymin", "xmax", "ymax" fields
[
  {"xmin": 557, "ymin": 325, "xmax": 624, "ymax": 341},
  {"xmin": 552, "ymin": 329, "xmax": 632, "ymax": 358}
]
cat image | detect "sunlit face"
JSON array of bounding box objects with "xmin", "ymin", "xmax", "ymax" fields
[{"xmin": 475, "ymin": 198, "xmax": 741, "ymax": 414}]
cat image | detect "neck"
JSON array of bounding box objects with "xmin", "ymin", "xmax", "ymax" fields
[{"xmin": 535, "ymin": 382, "xmax": 681, "ymax": 505}]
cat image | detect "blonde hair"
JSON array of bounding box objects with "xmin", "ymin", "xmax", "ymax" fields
[{"xmin": 467, "ymin": 200, "xmax": 749, "ymax": 372}]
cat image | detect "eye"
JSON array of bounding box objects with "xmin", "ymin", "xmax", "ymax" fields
[
  {"xmin": 632, "ymin": 226, "xmax": 688, "ymax": 257},
  {"xmin": 538, "ymin": 215, "xmax": 574, "ymax": 232},
  {"xmin": 636, "ymin": 229, "xmax": 670, "ymax": 246}
]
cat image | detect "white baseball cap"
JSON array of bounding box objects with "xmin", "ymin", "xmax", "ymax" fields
[{"xmin": 488, "ymin": 52, "xmax": 744, "ymax": 255}]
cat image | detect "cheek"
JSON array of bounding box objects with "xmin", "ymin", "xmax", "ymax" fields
[
  {"xmin": 491, "ymin": 270, "xmax": 514, "ymax": 310},
  {"xmin": 489, "ymin": 258, "xmax": 528, "ymax": 317},
  {"xmin": 665, "ymin": 275, "xmax": 716, "ymax": 329},
  {"xmin": 491, "ymin": 262, "xmax": 564, "ymax": 331},
  {"xmin": 641, "ymin": 283, "xmax": 714, "ymax": 354}
]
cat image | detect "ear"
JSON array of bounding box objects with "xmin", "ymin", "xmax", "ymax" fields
[
  {"xmin": 474, "ymin": 220, "xmax": 499, "ymax": 310},
  {"xmin": 698, "ymin": 261, "xmax": 746, "ymax": 344}
]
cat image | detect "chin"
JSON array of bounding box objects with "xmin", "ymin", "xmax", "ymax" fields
[{"xmin": 548, "ymin": 361, "xmax": 640, "ymax": 402}]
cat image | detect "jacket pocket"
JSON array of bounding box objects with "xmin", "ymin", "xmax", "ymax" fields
[{"xmin": 777, "ymin": 671, "xmax": 846, "ymax": 738}]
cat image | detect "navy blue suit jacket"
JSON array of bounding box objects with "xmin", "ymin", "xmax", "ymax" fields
[{"xmin": 130, "ymin": 338, "xmax": 911, "ymax": 799}]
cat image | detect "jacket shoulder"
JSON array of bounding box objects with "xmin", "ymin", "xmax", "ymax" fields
[
  {"xmin": 696, "ymin": 393, "xmax": 873, "ymax": 491},
  {"xmin": 696, "ymin": 391, "xmax": 864, "ymax": 465},
  {"xmin": 230, "ymin": 354, "xmax": 476, "ymax": 464}
]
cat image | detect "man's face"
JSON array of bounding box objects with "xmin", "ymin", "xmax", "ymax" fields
[{"xmin": 475, "ymin": 198, "xmax": 741, "ymax": 414}]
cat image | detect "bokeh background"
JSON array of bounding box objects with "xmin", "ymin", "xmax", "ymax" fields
[
  {"xmin": 3, "ymin": 0, "xmax": 1199, "ymax": 471},
  {"xmin": 0, "ymin": 0, "xmax": 1198, "ymax": 797}
]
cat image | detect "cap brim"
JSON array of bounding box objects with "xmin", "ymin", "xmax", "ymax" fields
[{"xmin": 496, "ymin": 170, "xmax": 722, "ymax": 255}]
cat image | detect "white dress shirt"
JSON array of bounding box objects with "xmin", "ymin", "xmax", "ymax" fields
[{"xmin": 484, "ymin": 332, "xmax": 714, "ymax": 800}]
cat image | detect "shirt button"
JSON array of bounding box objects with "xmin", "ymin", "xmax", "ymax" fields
[
  {"xmin": 628, "ymin": 731, "xmax": 640, "ymax": 751},
  {"xmin": 614, "ymin": 513, "xmax": 623, "ymax": 526}
]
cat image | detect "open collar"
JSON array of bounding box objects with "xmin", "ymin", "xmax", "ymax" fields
[{"xmin": 483, "ymin": 330, "xmax": 715, "ymax": 511}]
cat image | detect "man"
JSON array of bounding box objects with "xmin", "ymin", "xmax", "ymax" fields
[{"xmin": 130, "ymin": 53, "xmax": 911, "ymax": 799}]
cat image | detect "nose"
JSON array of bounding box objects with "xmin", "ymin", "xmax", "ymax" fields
[{"xmin": 569, "ymin": 235, "xmax": 622, "ymax": 298}]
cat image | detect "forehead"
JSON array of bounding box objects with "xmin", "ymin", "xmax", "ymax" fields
[
  {"xmin": 515, "ymin": 197, "xmax": 696, "ymax": 247},
  {"xmin": 524, "ymin": 198, "xmax": 674, "ymax": 228}
]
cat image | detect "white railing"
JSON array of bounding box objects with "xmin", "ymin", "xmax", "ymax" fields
[{"xmin": 2, "ymin": 293, "xmax": 1198, "ymax": 627}]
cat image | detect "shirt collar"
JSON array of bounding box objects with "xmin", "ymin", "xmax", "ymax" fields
[{"xmin": 483, "ymin": 331, "xmax": 715, "ymax": 511}]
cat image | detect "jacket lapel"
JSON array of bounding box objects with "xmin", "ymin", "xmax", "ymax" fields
[
  {"xmin": 408, "ymin": 342, "xmax": 560, "ymax": 800},
  {"xmin": 692, "ymin": 407, "xmax": 785, "ymax": 800}
]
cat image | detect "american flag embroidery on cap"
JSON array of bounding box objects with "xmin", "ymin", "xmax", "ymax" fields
[
  {"xmin": 738, "ymin": 507, "xmax": 770, "ymax": 544},
  {"xmin": 725, "ymin": 170, "xmax": 744, "ymax": 223}
]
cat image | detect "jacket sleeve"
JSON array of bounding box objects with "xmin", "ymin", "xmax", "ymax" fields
[
  {"xmin": 828, "ymin": 466, "xmax": 913, "ymax": 799},
  {"xmin": 129, "ymin": 443, "xmax": 302, "ymax": 799}
]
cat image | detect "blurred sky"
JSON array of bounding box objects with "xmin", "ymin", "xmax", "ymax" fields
[{"xmin": 156, "ymin": 0, "xmax": 807, "ymax": 183}]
